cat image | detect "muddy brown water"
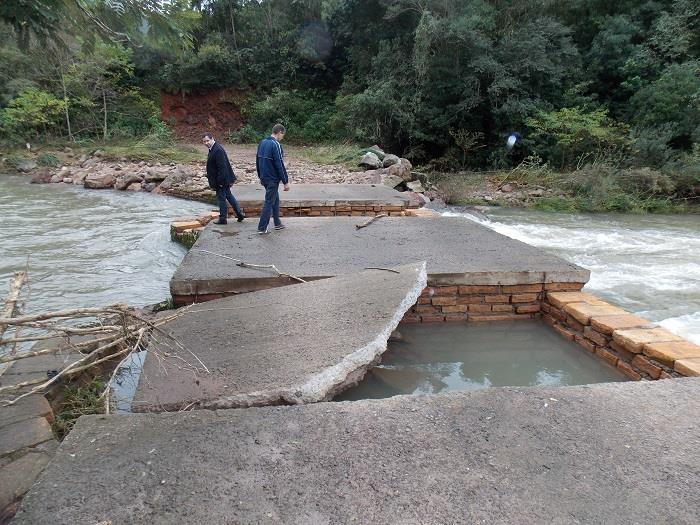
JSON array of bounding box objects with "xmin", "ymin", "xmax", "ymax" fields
[{"xmin": 336, "ymin": 321, "xmax": 627, "ymax": 401}]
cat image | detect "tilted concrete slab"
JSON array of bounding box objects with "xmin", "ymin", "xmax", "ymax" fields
[
  {"xmin": 15, "ymin": 379, "xmax": 700, "ymax": 524},
  {"xmin": 170, "ymin": 216, "xmax": 589, "ymax": 298},
  {"xmin": 232, "ymin": 183, "xmax": 412, "ymax": 208},
  {"xmin": 133, "ymin": 263, "xmax": 427, "ymax": 411}
]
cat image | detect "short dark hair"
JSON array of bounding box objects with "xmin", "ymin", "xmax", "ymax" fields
[
  {"xmin": 202, "ymin": 132, "xmax": 214, "ymax": 140},
  {"xmin": 271, "ymin": 124, "xmax": 286, "ymax": 135}
]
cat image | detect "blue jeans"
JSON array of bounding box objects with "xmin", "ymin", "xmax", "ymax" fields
[
  {"xmin": 216, "ymin": 185, "xmax": 243, "ymax": 221},
  {"xmin": 257, "ymin": 180, "xmax": 282, "ymax": 231}
]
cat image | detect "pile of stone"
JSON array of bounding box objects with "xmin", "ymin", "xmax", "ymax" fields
[{"xmin": 357, "ymin": 145, "xmax": 425, "ymax": 195}]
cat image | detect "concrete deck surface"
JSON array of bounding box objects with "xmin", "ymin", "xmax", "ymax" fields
[
  {"xmin": 15, "ymin": 378, "xmax": 699, "ymax": 524},
  {"xmin": 133, "ymin": 263, "xmax": 426, "ymax": 411},
  {"xmin": 171, "ymin": 216, "xmax": 589, "ymax": 296},
  {"xmin": 231, "ymin": 183, "xmax": 411, "ymax": 207}
]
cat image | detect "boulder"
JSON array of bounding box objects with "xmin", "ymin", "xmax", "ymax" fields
[
  {"xmin": 84, "ymin": 172, "xmax": 116, "ymax": 189},
  {"xmin": 359, "ymin": 152, "xmax": 382, "ymax": 169},
  {"xmin": 387, "ymin": 158, "xmax": 413, "ymax": 182},
  {"xmin": 62, "ymin": 177, "xmax": 73, "ymax": 184},
  {"xmin": 528, "ymin": 188, "xmax": 544, "ymax": 197},
  {"xmin": 500, "ymin": 183, "xmax": 515, "ymax": 193},
  {"xmin": 367, "ymin": 144, "xmax": 385, "ymax": 159},
  {"xmin": 382, "ymin": 154, "xmax": 400, "ymax": 167},
  {"xmin": 115, "ymin": 174, "xmax": 144, "ymax": 190},
  {"xmin": 30, "ymin": 170, "xmax": 53, "ymax": 184},
  {"xmin": 145, "ymin": 170, "xmax": 167, "ymax": 183},
  {"xmin": 143, "ymin": 182, "xmax": 157, "ymax": 192},
  {"xmin": 126, "ymin": 182, "xmax": 142, "ymax": 191},
  {"xmin": 406, "ymin": 180, "xmax": 425, "ymax": 193},
  {"xmin": 16, "ymin": 159, "xmax": 37, "ymax": 173},
  {"xmin": 50, "ymin": 174, "xmax": 64, "ymax": 183},
  {"xmin": 81, "ymin": 157, "xmax": 99, "ymax": 169},
  {"xmin": 72, "ymin": 173, "xmax": 87, "ymax": 184},
  {"xmin": 159, "ymin": 176, "xmax": 174, "ymax": 191}
]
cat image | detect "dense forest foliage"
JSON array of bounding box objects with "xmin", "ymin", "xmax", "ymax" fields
[{"xmin": 1, "ymin": 0, "xmax": 698, "ymax": 179}]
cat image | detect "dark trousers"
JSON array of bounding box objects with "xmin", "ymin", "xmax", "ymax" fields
[
  {"xmin": 216, "ymin": 185, "xmax": 243, "ymax": 221},
  {"xmin": 257, "ymin": 180, "xmax": 282, "ymax": 231}
]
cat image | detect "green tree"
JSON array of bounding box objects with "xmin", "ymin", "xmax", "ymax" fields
[{"xmin": 1, "ymin": 88, "xmax": 66, "ymax": 139}]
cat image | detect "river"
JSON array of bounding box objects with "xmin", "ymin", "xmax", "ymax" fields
[
  {"xmin": 446, "ymin": 207, "xmax": 700, "ymax": 344},
  {"xmin": 1, "ymin": 175, "xmax": 698, "ymax": 345},
  {"xmin": 0, "ymin": 175, "xmax": 210, "ymax": 314}
]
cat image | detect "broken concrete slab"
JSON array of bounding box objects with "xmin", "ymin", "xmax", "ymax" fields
[
  {"xmin": 0, "ymin": 396, "xmax": 52, "ymax": 427},
  {"xmin": 232, "ymin": 183, "xmax": 412, "ymax": 208},
  {"xmin": 0, "ymin": 452, "xmax": 52, "ymax": 511},
  {"xmin": 133, "ymin": 263, "xmax": 427, "ymax": 411},
  {"xmin": 15, "ymin": 379, "xmax": 700, "ymax": 524},
  {"xmin": 0, "ymin": 418, "xmax": 53, "ymax": 458},
  {"xmin": 171, "ymin": 216, "xmax": 589, "ymax": 301}
]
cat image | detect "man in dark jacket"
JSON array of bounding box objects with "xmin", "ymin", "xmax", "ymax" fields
[
  {"xmin": 255, "ymin": 123, "xmax": 290, "ymax": 234},
  {"xmin": 203, "ymin": 133, "xmax": 244, "ymax": 225}
]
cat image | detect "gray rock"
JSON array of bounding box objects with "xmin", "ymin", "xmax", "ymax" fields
[
  {"xmin": 359, "ymin": 152, "xmax": 382, "ymax": 169},
  {"xmin": 382, "ymin": 154, "xmax": 400, "ymax": 167},
  {"xmin": 83, "ymin": 173, "xmax": 116, "ymax": 189},
  {"xmin": 143, "ymin": 183, "xmax": 157, "ymax": 192},
  {"xmin": 115, "ymin": 173, "xmax": 144, "ymax": 190},
  {"xmin": 81, "ymin": 157, "xmax": 99, "ymax": 169},
  {"xmin": 387, "ymin": 158, "xmax": 413, "ymax": 182},
  {"xmin": 381, "ymin": 174, "xmax": 404, "ymax": 189},
  {"xmin": 528, "ymin": 188, "xmax": 545, "ymax": 197},
  {"xmin": 126, "ymin": 182, "xmax": 142, "ymax": 192},
  {"xmin": 92, "ymin": 149, "xmax": 104, "ymax": 157},
  {"xmin": 144, "ymin": 170, "xmax": 167, "ymax": 183},
  {"xmin": 406, "ymin": 180, "xmax": 425, "ymax": 193},
  {"xmin": 29, "ymin": 171, "xmax": 52, "ymax": 184},
  {"xmin": 367, "ymin": 144, "xmax": 385, "ymax": 159},
  {"xmin": 49, "ymin": 174, "xmax": 63, "ymax": 183},
  {"xmin": 71, "ymin": 173, "xmax": 87, "ymax": 184},
  {"xmin": 62, "ymin": 178, "xmax": 73, "ymax": 184},
  {"xmin": 501, "ymin": 183, "xmax": 515, "ymax": 193},
  {"xmin": 16, "ymin": 160, "xmax": 37, "ymax": 173}
]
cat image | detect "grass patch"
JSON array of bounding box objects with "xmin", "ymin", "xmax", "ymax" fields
[
  {"xmin": 292, "ymin": 143, "xmax": 365, "ymax": 167},
  {"xmin": 52, "ymin": 378, "xmax": 106, "ymax": 440}
]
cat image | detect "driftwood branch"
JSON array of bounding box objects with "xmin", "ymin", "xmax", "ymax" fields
[
  {"xmin": 1, "ymin": 271, "xmax": 28, "ymax": 343},
  {"xmin": 355, "ymin": 214, "xmax": 387, "ymax": 230},
  {"xmin": 192, "ymin": 250, "xmax": 307, "ymax": 283}
]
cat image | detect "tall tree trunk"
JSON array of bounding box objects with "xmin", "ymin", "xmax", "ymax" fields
[
  {"xmin": 229, "ymin": 0, "xmax": 241, "ymax": 69},
  {"xmin": 60, "ymin": 64, "xmax": 74, "ymax": 142},
  {"xmin": 102, "ymin": 87, "xmax": 108, "ymax": 141}
]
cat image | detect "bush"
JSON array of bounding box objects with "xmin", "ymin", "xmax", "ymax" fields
[
  {"xmin": 38, "ymin": 152, "xmax": 59, "ymax": 167},
  {"xmin": 0, "ymin": 89, "xmax": 66, "ymax": 139},
  {"xmin": 228, "ymin": 124, "xmax": 263, "ymax": 144}
]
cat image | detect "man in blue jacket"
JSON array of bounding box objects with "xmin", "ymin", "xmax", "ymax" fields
[
  {"xmin": 203, "ymin": 133, "xmax": 244, "ymax": 225},
  {"xmin": 255, "ymin": 123, "xmax": 290, "ymax": 234}
]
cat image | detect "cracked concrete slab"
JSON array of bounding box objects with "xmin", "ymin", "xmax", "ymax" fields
[
  {"xmin": 15, "ymin": 378, "xmax": 700, "ymax": 524},
  {"xmin": 133, "ymin": 262, "xmax": 427, "ymax": 411},
  {"xmin": 171, "ymin": 216, "xmax": 589, "ymax": 298}
]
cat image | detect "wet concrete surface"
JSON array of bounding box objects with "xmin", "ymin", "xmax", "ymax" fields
[
  {"xmin": 15, "ymin": 378, "xmax": 699, "ymax": 524},
  {"xmin": 231, "ymin": 183, "xmax": 412, "ymax": 207},
  {"xmin": 171, "ymin": 216, "xmax": 590, "ymax": 296},
  {"xmin": 133, "ymin": 263, "xmax": 426, "ymax": 411}
]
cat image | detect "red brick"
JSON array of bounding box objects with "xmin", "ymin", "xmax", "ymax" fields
[
  {"xmin": 511, "ymin": 293, "xmax": 538, "ymax": 303},
  {"xmin": 583, "ymin": 326, "xmax": 609, "ymax": 347},
  {"xmin": 456, "ymin": 295, "xmax": 484, "ymax": 305},
  {"xmin": 491, "ymin": 304, "xmax": 514, "ymax": 313},
  {"xmin": 414, "ymin": 305, "xmax": 439, "ymax": 314},
  {"xmin": 458, "ymin": 285, "xmax": 501, "ymax": 294},
  {"xmin": 541, "ymin": 303, "xmax": 552, "ymax": 313},
  {"xmin": 617, "ymin": 360, "xmax": 642, "ymax": 381},
  {"xmin": 431, "ymin": 296, "xmax": 457, "ymax": 306},
  {"xmin": 484, "ymin": 295, "xmax": 510, "ymax": 304},
  {"xmin": 565, "ymin": 315, "xmax": 585, "ymax": 333},
  {"xmin": 552, "ymin": 325, "xmax": 576, "ymax": 340},
  {"xmin": 433, "ymin": 286, "xmax": 458, "ymax": 296},
  {"xmin": 502, "ymin": 284, "xmax": 543, "ymax": 293},
  {"xmin": 516, "ymin": 304, "xmax": 541, "ymax": 314},
  {"xmin": 550, "ymin": 307, "xmax": 566, "ymax": 322},
  {"xmin": 631, "ymin": 355, "xmax": 662, "ymax": 379},
  {"xmin": 545, "ymin": 282, "xmax": 585, "ymax": 291},
  {"xmin": 417, "ymin": 297, "xmax": 431, "ymax": 305},
  {"xmin": 444, "ymin": 314, "xmax": 469, "ymax": 322},
  {"xmin": 420, "ymin": 287, "xmax": 435, "ymax": 297},
  {"xmin": 596, "ymin": 347, "xmax": 619, "ymax": 367},
  {"xmin": 441, "ymin": 305, "xmax": 469, "ymax": 313},
  {"xmin": 421, "ymin": 315, "xmax": 445, "ymax": 323},
  {"xmin": 658, "ymin": 370, "xmax": 674, "ymax": 380},
  {"xmin": 609, "ymin": 341, "xmax": 637, "ymax": 362},
  {"xmin": 469, "ymin": 313, "xmax": 521, "ymax": 322},
  {"xmin": 468, "ymin": 304, "xmax": 492, "ymax": 313},
  {"xmin": 542, "ymin": 314, "xmax": 557, "ymax": 326},
  {"xmin": 574, "ymin": 334, "xmax": 596, "ymax": 353},
  {"xmin": 401, "ymin": 314, "xmax": 421, "ymax": 324}
]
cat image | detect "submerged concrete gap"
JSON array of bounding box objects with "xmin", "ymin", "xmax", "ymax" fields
[{"xmin": 131, "ymin": 262, "xmax": 427, "ymax": 412}]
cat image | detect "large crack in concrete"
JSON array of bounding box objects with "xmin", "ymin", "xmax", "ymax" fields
[{"xmin": 132, "ymin": 262, "xmax": 426, "ymax": 412}]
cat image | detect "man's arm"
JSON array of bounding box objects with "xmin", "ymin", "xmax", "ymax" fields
[
  {"xmin": 272, "ymin": 141, "xmax": 289, "ymax": 187},
  {"xmin": 214, "ymin": 147, "xmax": 227, "ymax": 186}
]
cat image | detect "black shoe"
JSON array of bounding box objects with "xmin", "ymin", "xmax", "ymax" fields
[
  {"xmin": 274, "ymin": 223, "xmax": 285, "ymax": 230},
  {"xmin": 213, "ymin": 219, "xmax": 227, "ymax": 225},
  {"xmin": 237, "ymin": 215, "xmax": 245, "ymax": 222}
]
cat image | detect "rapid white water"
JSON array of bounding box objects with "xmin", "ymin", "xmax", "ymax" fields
[{"xmin": 446, "ymin": 207, "xmax": 700, "ymax": 344}]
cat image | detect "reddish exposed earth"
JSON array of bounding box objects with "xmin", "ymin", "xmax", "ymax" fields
[{"xmin": 161, "ymin": 89, "xmax": 246, "ymax": 141}]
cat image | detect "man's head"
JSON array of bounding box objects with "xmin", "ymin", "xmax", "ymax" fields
[
  {"xmin": 271, "ymin": 124, "xmax": 286, "ymax": 141},
  {"xmin": 202, "ymin": 133, "xmax": 215, "ymax": 149}
]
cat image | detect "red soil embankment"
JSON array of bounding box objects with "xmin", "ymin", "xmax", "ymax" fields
[{"xmin": 160, "ymin": 89, "xmax": 247, "ymax": 141}]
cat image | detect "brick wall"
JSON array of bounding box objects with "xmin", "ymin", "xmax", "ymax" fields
[
  {"xmin": 401, "ymin": 282, "xmax": 584, "ymax": 323},
  {"xmin": 542, "ymin": 291, "xmax": 700, "ymax": 380}
]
